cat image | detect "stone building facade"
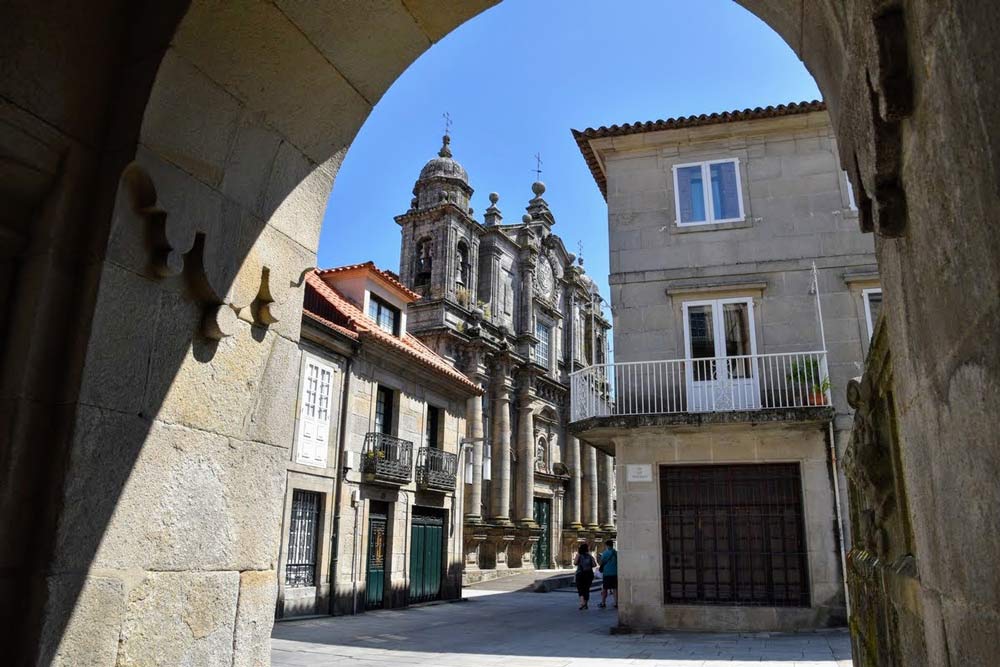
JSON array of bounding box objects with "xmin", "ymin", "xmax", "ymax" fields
[
  {"xmin": 570, "ymin": 103, "xmax": 881, "ymax": 631},
  {"xmin": 395, "ymin": 136, "xmax": 615, "ymax": 581},
  {"xmin": 275, "ymin": 263, "xmax": 480, "ymax": 618}
]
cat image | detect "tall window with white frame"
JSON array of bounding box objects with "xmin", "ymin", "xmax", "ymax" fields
[
  {"xmin": 535, "ymin": 321, "xmax": 551, "ymax": 369},
  {"xmin": 673, "ymin": 158, "xmax": 745, "ymax": 226},
  {"xmin": 368, "ymin": 294, "xmax": 400, "ymax": 335},
  {"xmin": 682, "ymin": 298, "xmax": 758, "ymax": 411},
  {"xmin": 863, "ymin": 288, "xmax": 883, "ymax": 340},
  {"xmin": 297, "ymin": 358, "xmax": 332, "ymax": 467}
]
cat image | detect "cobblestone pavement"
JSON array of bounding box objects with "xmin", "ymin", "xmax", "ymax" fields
[{"xmin": 272, "ymin": 573, "xmax": 853, "ymax": 666}]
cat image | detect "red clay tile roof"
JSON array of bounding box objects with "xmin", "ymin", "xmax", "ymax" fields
[
  {"xmin": 315, "ymin": 261, "xmax": 421, "ymax": 301},
  {"xmin": 572, "ymin": 100, "xmax": 827, "ymax": 199},
  {"xmin": 304, "ymin": 271, "xmax": 481, "ymax": 395}
]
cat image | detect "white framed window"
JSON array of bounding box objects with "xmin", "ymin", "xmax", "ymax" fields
[
  {"xmin": 297, "ymin": 358, "xmax": 334, "ymax": 467},
  {"xmin": 482, "ymin": 442, "xmax": 492, "ymax": 481},
  {"xmin": 367, "ymin": 294, "xmax": 399, "ymax": 335},
  {"xmin": 863, "ymin": 288, "xmax": 883, "ymax": 340},
  {"xmin": 681, "ymin": 297, "xmax": 760, "ymax": 411},
  {"xmin": 673, "ymin": 158, "xmax": 745, "ymax": 226},
  {"xmin": 842, "ymin": 170, "xmax": 857, "ymax": 211},
  {"xmin": 534, "ymin": 321, "xmax": 551, "ymax": 367}
]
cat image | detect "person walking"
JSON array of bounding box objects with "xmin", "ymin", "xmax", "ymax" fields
[
  {"xmin": 572, "ymin": 543, "xmax": 597, "ymax": 610},
  {"xmin": 597, "ymin": 539, "xmax": 618, "ymax": 609}
]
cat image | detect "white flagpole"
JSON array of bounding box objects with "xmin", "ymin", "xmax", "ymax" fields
[{"xmin": 812, "ymin": 261, "xmax": 828, "ymax": 354}]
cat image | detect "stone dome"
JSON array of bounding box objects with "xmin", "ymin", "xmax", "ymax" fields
[{"xmin": 417, "ymin": 135, "xmax": 469, "ymax": 186}]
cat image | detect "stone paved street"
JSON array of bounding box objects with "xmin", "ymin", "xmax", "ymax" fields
[{"xmin": 271, "ymin": 573, "xmax": 853, "ymax": 666}]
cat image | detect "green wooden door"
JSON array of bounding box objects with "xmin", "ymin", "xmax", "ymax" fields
[
  {"xmin": 365, "ymin": 510, "xmax": 387, "ymax": 610},
  {"xmin": 409, "ymin": 511, "xmax": 444, "ymax": 603},
  {"xmin": 533, "ymin": 498, "xmax": 551, "ymax": 569}
]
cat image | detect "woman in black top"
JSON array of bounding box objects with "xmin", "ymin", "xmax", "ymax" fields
[{"xmin": 572, "ymin": 543, "xmax": 597, "ymax": 610}]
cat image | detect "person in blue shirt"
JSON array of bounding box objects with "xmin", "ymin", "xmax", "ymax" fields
[{"xmin": 597, "ymin": 539, "xmax": 618, "ymax": 609}]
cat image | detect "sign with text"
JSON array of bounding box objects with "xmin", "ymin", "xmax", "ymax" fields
[{"xmin": 626, "ymin": 464, "xmax": 653, "ymax": 483}]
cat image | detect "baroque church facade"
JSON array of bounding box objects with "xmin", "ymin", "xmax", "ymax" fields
[{"xmin": 395, "ymin": 135, "xmax": 615, "ymax": 580}]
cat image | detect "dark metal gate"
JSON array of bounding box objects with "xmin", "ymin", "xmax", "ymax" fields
[
  {"xmin": 660, "ymin": 463, "xmax": 809, "ymax": 607},
  {"xmin": 365, "ymin": 506, "xmax": 388, "ymax": 610},
  {"xmin": 533, "ymin": 498, "xmax": 551, "ymax": 569},
  {"xmin": 285, "ymin": 489, "xmax": 321, "ymax": 587},
  {"xmin": 408, "ymin": 510, "xmax": 443, "ymax": 603}
]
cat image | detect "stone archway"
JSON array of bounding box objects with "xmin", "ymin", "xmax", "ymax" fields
[{"xmin": 1, "ymin": 1, "xmax": 997, "ymax": 665}]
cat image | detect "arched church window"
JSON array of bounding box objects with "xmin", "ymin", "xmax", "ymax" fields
[
  {"xmin": 456, "ymin": 241, "xmax": 470, "ymax": 286},
  {"xmin": 415, "ymin": 237, "xmax": 432, "ymax": 286},
  {"xmin": 535, "ymin": 437, "xmax": 548, "ymax": 473}
]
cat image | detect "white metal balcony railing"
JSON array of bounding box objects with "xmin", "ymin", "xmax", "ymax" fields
[{"xmin": 569, "ymin": 351, "xmax": 832, "ymax": 422}]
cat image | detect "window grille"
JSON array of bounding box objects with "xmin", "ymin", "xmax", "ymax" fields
[
  {"xmin": 286, "ymin": 490, "xmax": 321, "ymax": 587},
  {"xmin": 660, "ymin": 463, "xmax": 809, "ymax": 607}
]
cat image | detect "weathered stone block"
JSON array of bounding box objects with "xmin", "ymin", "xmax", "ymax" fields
[
  {"xmin": 171, "ymin": 0, "xmax": 371, "ymax": 162},
  {"xmin": 243, "ymin": 332, "xmax": 302, "ymax": 447},
  {"xmin": 260, "ymin": 140, "xmax": 337, "ymax": 252},
  {"xmin": 78, "ymin": 264, "xmax": 161, "ymax": 415},
  {"xmin": 39, "ymin": 574, "xmax": 125, "ymax": 667},
  {"xmin": 232, "ymin": 570, "xmax": 278, "ymax": 667},
  {"xmin": 116, "ymin": 571, "xmax": 239, "ymax": 667},
  {"xmin": 140, "ymin": 50, "xmax": 242, "ymax": 186},
  {"xmin": 55, "ymin": 406, "xmax": 285, "ymax": 572},
  {"xmin": 275, "ymin": 0, "xmax": 431, "ymax": 104}
]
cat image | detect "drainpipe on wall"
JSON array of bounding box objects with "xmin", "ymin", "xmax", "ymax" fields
[
  {"xmin": 828, "ymin": 420, "xmax": 851, "ymax": 618},
  {"xmin": 329, "ymin": 350, "xmax": 356, "ymax": 616}
]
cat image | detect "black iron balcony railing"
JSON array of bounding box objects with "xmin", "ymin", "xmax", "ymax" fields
[
  {"xmin": 362, "ymin": 432, "xmax": 413, "ymax": 484},
  {"xmin": 416, "ymin": 447, "xmax": 458, "ymax": 491}
]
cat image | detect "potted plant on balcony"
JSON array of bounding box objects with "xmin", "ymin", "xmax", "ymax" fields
[{"xmin": 787, "ymin": 359, "xmax": 829, "ymax": 406}]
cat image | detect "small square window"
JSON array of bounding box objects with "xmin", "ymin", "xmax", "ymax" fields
[
  {"xmin": 367, "ymin": 294, "xmax": 400, "ymax": 335},
  {"xmin": 673, "ymin": 159, "xmax": 745, "ymax": 226}
]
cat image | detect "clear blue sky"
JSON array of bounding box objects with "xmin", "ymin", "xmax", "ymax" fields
[{"xmin": 318, "ymin": 0, "xmax": 820, "ymax": 309}]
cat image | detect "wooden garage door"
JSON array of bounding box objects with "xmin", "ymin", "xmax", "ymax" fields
[
  {"xmin": 409, "ymin": 510, "xmax": 444, "ymax": 604},
  {"xmin": 660, "ymin": 463, "xmax": 810, "ymax": 607}
]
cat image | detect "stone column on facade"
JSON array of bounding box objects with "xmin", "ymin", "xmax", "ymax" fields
[
  {"xmin": 519, "ymin": 226, "xmax": 536, "ymax": 336},
  {"xmin": 566, "ymin": 436, "xmax": 583, "ymax": 528},
  {"xmin": 598, "ymin": 453, "xmax": 616, "ymax": 530},
  {"xmin": 583, "ymin": 443, "xmax": 600, "ymax": 529},
  {"xmin": 596, "ymin": 453, "xmax": 608, "ymax": 528},
  {"xmin": 490, "ymin": 379, "xmax": 512, "ymax": 523},
  {"xmin": 466, "ymin": 393, "xmax": 484, "ymax": 522},
  {"xmin": 517, "ymin": 396, "xmax": 536, "ymax": 525},
  {"xmin": 552, "ymin": 488, "xmax": 565, "ymax": 569}
]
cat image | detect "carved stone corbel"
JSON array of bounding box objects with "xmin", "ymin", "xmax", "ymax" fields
[{"xmin": 121, "ymin": 162, "xmax": 293, "ymax": 340}]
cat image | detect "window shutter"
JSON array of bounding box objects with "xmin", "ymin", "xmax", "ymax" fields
[{"xmin": 298, "ymin": 359, "xmax": 334, "ymax": 467}]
